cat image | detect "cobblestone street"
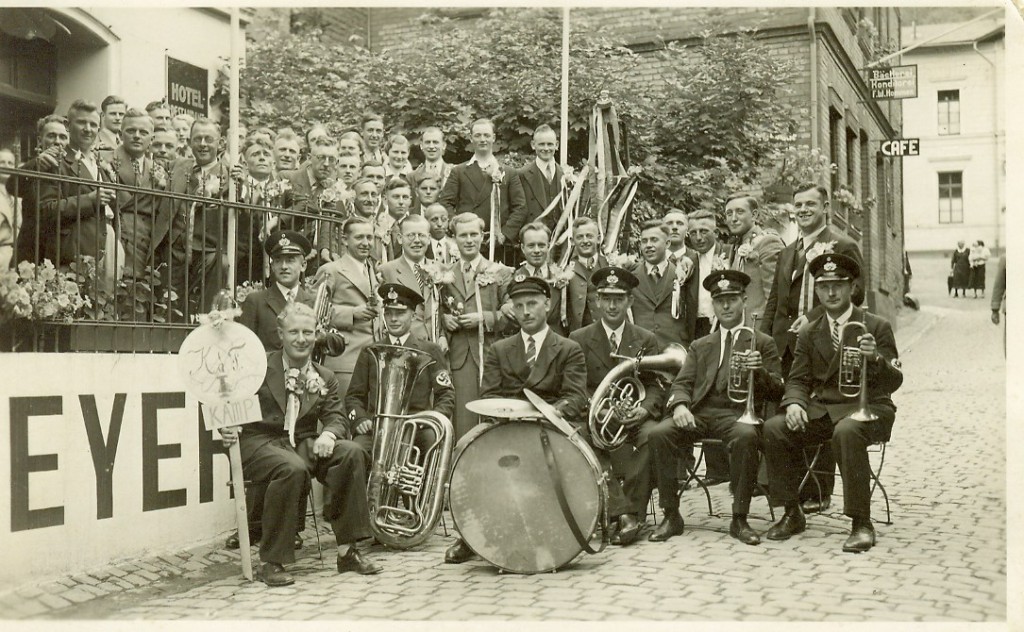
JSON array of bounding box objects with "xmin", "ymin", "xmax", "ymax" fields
[{"xmin": 2, "ymin": 254, "xmax": 1009, "ymax": 624}]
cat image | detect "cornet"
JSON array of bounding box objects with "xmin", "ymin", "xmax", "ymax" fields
[
  {"xmin": 837, "ymin": 319, "xmax": 879, "ymax": 422},
  {"xmin": 727, "ymin": 326, "xmax": 762, "ymax": 425}
]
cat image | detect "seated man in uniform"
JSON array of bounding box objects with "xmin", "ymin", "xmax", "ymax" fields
[
  {"xmin": 569, "ymin": 266, "xmax": 667, "ymax": 545},
  {"xmin": 219, "ymin": 303, "xmax": 381, "ymax": 586},
  {"xmin": 648, "ymin": 270, "xmax": 784, "ymax": 544},
  {"xmin": 444, "ymin": 276, "xmax": 588, "ymax": 564},
  {"xmin": 763, "ymin": 253, "xmax": 902, "ymax": 552},
  {"xmin": 344, "ymin": 283, "xmax": 456, "ymax": 457}
]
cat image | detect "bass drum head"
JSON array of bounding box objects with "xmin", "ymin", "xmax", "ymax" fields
[{"xmin": 449, "ymin": 421, "xmax": 600, "ymax": 574}]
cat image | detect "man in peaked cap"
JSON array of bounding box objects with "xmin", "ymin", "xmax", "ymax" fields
[
  {"xmin": 239, "ymin": 230, "xmax": 316, "ymax": 350},
  {"xmin": 345, "ymin": 282, "xmax": 456, "ymax": 460},
  {"xmin": 648, "ymin": 269, "xmax": 784, "ymax": 545},
  {"xmin": 762, "ymin": 253, "xmax": 902, "ymax": 553},
  {"xmin": 444, "ymin": 275, "xmax": 589, "ymax": 564},
  {"xmin": 569, "ymin": 266, "xmax": 668, "ymax": 546}
]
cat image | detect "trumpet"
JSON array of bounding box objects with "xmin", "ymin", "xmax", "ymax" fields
[
  {"xmin": 727, "ymin": 326, "xmax": 762, "ymax": 425},
  {"xmin": 837, "ymin": 319, "xmax": 879, "ymax": 422}
]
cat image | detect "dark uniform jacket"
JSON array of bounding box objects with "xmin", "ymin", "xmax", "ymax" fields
[
  {"xmin": 783, "ymin": 306, "xmax": 902, "ymax": 425},
  {"xmin": 239, "ymin": 351, "xmax": 350, "ymax": 461},
  {"xmin": 437, "ymin": 160, "xmax": 526, "ymax": 236},
  {"xmin": 569, "ymin": 321, "xmax": 667, "ymax": 420},
  {"xmin": 238, "ymin": 283, "xmax": 315, "ymax": 350},
  {"xmin": 665, "ymin": 327, "xmax": 784, "ymax": 414},
  {"xmin": 344, "ymin": 334, "xmax": 456, "ymax": 434},
  {"xmin": 480, "ymin": 329, "xmax": 588, "ymax": 424}
]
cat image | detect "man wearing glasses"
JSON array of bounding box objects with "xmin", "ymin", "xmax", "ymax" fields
[
  {"xmin": 379, "ymin": 214, "xmax": 439, "ymax": 344},
  {"xmin": 282, "ymin": 135, "xmax": 344, "ymax": 265}
]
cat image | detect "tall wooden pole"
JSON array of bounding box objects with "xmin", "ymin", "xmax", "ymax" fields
[{"xmin": 560, "ymin": 5, "xmax": 570, "ymax": 168}]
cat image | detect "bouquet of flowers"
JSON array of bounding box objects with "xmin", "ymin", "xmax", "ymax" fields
[
  {"xmin": 606, "ymin": 251, "xmax": 638, "ymax": 269},
  {"xmin": 318, "ymin": 180, "xmax": 351, "ymax": 208},
  {"xmin": 806, "ymin": 240, "xmax": 837, "ymax": 262},
  {"xmin": 150, "ymin": 162, "xmax": 169, "ymax": 190},
  {"xmin": 475, "ymin": 263, "xmax": 513, "ymax": 288},
  {"xmin": 710, "ymin": 253, "xmax": 730, "ymax": 272},
  {"xmin": 1, "ymin": 260, "xmax": 89, "ymax": 324},
  {"xmin": 550, "ymin": 263, "xmax": 575, "ymax": 290},
  {"xmin": 264, "ymin": 178, "xmax": 291, "ymax": 202},
  {"xmin": 285, "ymin": 366, "xmax": 328, "ymax": 397},
  {"xmin": 419, "ymin": 259, "xmax": 457, "ymax": 286},
  {"xmin": 235, "ymin": 280, "xmax": 265, "ymax": 304}
]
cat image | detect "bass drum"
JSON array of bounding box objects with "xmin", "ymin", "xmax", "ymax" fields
[{"xmin": 448, "ymin": 420, "xmax": 607, "ymax": 574}]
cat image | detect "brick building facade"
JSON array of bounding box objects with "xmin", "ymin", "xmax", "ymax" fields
[{"xmin": 310, "ymin": 6, "xmax": 906, "ymax": 320}]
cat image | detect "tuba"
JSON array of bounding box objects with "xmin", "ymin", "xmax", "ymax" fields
[
  {"xmin": 727, "ymin": 326, "xmax": 763, "ymax": 425},
  {"xmin": 365, "ymin": 344, "xmax": 454, "ymax": 549},
  {"xmin": 589, "ymin": 344, "xmax": 688, "ymax": 451},
  {"xmin": 837, "ymin": 319, "xmax": 879, "ymax": 422},
  {"xmin": 311, "ymin": 282, "xmax": 345, "ymax": 365}
]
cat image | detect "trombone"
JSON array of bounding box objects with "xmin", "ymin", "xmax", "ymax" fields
[
  {"xmin": 837, "ymin": 318, "xmax": 879, "ymax": 422},
  {"xmin": 727, "ymin": 325, "xmax": 762, "ymax": 425}
]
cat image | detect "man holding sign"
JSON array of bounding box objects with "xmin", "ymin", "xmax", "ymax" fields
[{"xmin": 220, "ymin": 302, "xmax": 381, "ymax": 586}]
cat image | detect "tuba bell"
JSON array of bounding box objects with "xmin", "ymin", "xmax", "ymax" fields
[
  {"xmin": 589, "ymin": 344, "xmax": 688, "ymax": 451},
  {"xmin": 311, "ymin": 282, "xmax": 346, "ymax": 364},
  {"xmin": 365, "ymin": 344, "xmax": 454, "ymax": 549},
  {"xmin": 837, "ymin": 318, "xmax": 879, "ymax": 422}
]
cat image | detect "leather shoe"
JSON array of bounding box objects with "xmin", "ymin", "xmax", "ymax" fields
[
  {"xmin": 801, "ymin": 495, "xmax": 831, "ymax": 514},
  {"xmin": 337, "ymin": 547, "xmax": 381, "ymax": 575},
  {"xmin": 294, "ymin": 533, "xmax": 303, "ymax": 550},
  {"xmin": 444, "ymin": 538, "xmax": 475, "ymax": 564},
  {"xmin": 842, "ymin": 519, "xmax": 876, "ymax": 553},
  {"xmin": 648, "ymin": 511, "xmax": 685, "ymax": 542},
  {"xmin": 764, "ymin": 506, "xmax": 806, "ymax": 541},
  {"xmin": 729, "ymin": 516, "xmax": 761, "ymax": 545},
  {"xmin": 225, "ymin": 530, "xmax": 260, "ymax": 550},
  {"xmin": 259, "ymin": 562, "xmax": 294, "ymax": 587},
  {"xmin": 702, "ymin": 476, "xmax": 729, "ymax": 487},
  {"xmin": 612, "ymin": 514, "xmax": 641, "ymax": 546}
]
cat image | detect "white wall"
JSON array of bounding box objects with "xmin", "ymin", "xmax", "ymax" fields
[{"xmin": 902, "ymin": 37, "xmax": 1005, "ymax": 252}]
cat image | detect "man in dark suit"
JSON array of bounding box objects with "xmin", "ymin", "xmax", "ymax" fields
[
  {"xmin": 280, "ymin": 136, "xmax": 345, "ymax": 267},
  {"xmin": 445, "ymin": 276, "xmax": 588, "ymax": 563},
  {"xmin": 648, "ymin": 270, "xmax": 784, "ymax": 544},
  {"xmin": 565, "ymin": 217, "xmax": 608, "ymax": 331},
  {"xmin": 763, "ymin": 253, "xmax": 902, "ymax": 553},
  {"xmin": 759, "ymin": 182, "xmax": 864, "ymax": 513},
  {"xmin": 570, "ymin": 266, "xmax": 668, "ymax": 545},
  {"xmin": 218, "ymin": 302, "xmax": 381, "ymax": 587},
  {"xmin": 505, "ymin": 222, "xmax": 566, "ymax": 335},
  {"xmin": 630, "ymin": 219, "xmax": 697, "ymax": 350},
  {"xmin": 10, "ymin": 115, "xmax": 68, "ymax": 266},
  {"xmin": 437, "ymin": 118, "xmax": 525, "ymax": 265},
  {"xmin": 503, "ymin": 125, "xmax": 562, "ymax": 244},
  {"xmin": 345, "ymin": 283, "xmax": 456, "ymax": 457},
  {"xmin": 409, "ymin": 127, "xmax": 452, "ymax": 191}
]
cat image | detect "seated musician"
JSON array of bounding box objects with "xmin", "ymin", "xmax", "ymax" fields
[
  {"xmin": 344, "ymin": 282, "xmax": 456, "ymax": 457},
  {"xmin": 445, "ymin": 275, "xmax": 589, "ymax": 564},
  {"xmin": 763, "ymin": 253, "xmax": 902, "ymax": 552},
  {"xmin": 648, "ymin": 270, "xmax": 784, "ymax": 545},
  {"xmin": 569, "ymin": 266, "xmax": 667, "ymax": 546},
  {"xmin": 219, "ymin": 303, "xmax": 381, "ymax": 587}
]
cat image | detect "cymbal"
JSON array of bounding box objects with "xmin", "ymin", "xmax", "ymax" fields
[{"xmin": 465, "ymin": 398, "xmax": 543, "ymax": 419}]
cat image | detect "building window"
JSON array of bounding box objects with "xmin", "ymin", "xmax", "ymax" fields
[
  {"xmin": 937, "ymin": 90, "xmax": 960, "ymax": 135},
  {"xmin": 938, "ymin": 172, "xmax": 963, "ymax": 224}
]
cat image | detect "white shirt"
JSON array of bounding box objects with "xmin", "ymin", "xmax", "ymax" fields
[
  {"xmin": 422, "ymin": 159, "xmax": 445, "ymax": 176},
  {"xmin": 389, "ymin": 332, "xmax": 411, "ymax": 346},
  {"xmin": 601, "ymin": 320, "xmax": 626, "ymax": 352},
  {"xmin": 276, "ymin": 282, "xmax": 299, "ymax": 303},
  {"xmin": 799, "ymin": 223, "xmax": 828, "ymax": 248},
  {"xmin": 282, "ymin": 356, "xmax": 312, "ymax": 375},
  {"xmin": 521, "ymin": 325, "xmax": 550, "ymax": 358},
  {"xmin": 697, "ymin": 248, "xmax": 717, "ymax": 318},
  {"xmin": 524, "ymin": 263, "xmax": 550, "ymax": 279},
  {"xmin": 75, "ymin": 149, "xmax": 99, "ymax": 179},
  {"xmin": 646, "ymin": 258, "xmax": 669, "ymax": 278},
  {"xmin": 826, "ymin": 305, "xmax": 854, "ymax": 340},
  {"xmin": 577, "ymin": 255, "xmax": 598, "ymax": 269},
  {"xmin": 535, "ymin": 158, "xmax": 557, "ymax": 181},
  {"xmin": 431, "ymin": 238, "xmax": 449, "ymax": 261},
  {"xmin": 718, "ymin": 319, "xmax": 747, "ymax": 368},
  {"xmin": 468, "ymin": 153, "xmax": 498, "ymax": 174},
  {"xmin": 668, "ymin": 246, "xmax": 688, "ymax": 262}
]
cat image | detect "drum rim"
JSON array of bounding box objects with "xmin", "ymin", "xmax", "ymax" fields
[{"xmin": 448, "ymin": 419, "xmax": 605, "ymax": 574}]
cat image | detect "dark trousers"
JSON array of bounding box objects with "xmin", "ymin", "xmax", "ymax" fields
[
  {"xmin": 189, "ymin": 248, "xmax": 229, "ymax": 313},
  {"xmin": 649, "ymin": 406, "xmax": 760, "ymax": 515},
  {"xmin": 693, "ymin": 315, "xmax": 730, "ymax": 481},
  {"xmin": 606, "ymin": 420, "xmax": 657, "ymax": 517},
  {"xmin": 763, "ymin": 409, "xmax": 894, "ymax": 519},
  {"xmin": 240, "ymin": 435, "xmax": 372, "ymax": 565},
  {"xmin": 779, "ymin": 345, "xmax": 836, "ymax": 502}
]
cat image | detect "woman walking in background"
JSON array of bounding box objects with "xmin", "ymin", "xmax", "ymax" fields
[
  {"xmin": 969, "ymin": 240, "xmax": 991, "ymax": 298},
  {"xmin": 950, "ymin": 240, "xmax": 971, "ymax": 297}
]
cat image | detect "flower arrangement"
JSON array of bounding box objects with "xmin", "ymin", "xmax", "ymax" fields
[
  {"xmin": 475, "ymin": 263, "xmax": 513, "ymax": 287},
  {"xmin": 264, "ymin": 178, "xmax": 291, "ymax": 201},
  {"xmin": 196, "ymin": 305, "xmax": 242, "ymax": 327},
  {"xmin": 1, "ymin": 260, "xmax": 89, "ymax": 324},
  {"xmin": 203, "ymin": 174, "xmax": 223, "ymax": 197},
  {"xmin": 419, "ymin": 259, "xmax": 457, "ymax": 286},
  {"xmin": 674, "ymin": 257, "xmax": 694, "ymax": 282},
  {"xmin": 235, "ymin": 280, "xmax": 266, "ymax": 304},
  {"xmin": 550, "ymin": 263, "xmax": 575, "ymax": 289},
  {"xmin": 710, "ymin": 253, "xmax": 730, "ymax": 272},
  {"xmin": 806, "ymin": 240, "xmax": 837, "ymax": 262},
  {"xmin": 605, "ymin": 251, "xmax": 638, "ymax": 268},
  {"xmin": 442, "ymin": 294, "xmax": 465, "ymax": 317},
  {"xmin": 319, "ymin": 180, "xmax": 351, "ymax": 207},
  {"xmin": 150, "ymin": 162, "xmax": 169, "ymax": 190},
  {"xmin": 285, "ymin": 366, "xmax": 329, "ymax": 397}
]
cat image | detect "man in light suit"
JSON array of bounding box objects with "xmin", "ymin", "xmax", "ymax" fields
[
  {"xmin": 503, "ymin": 125, "xmax": 562, "ymax": 244},
  {"xmin": 439, "ymin": 212, "xmax": 513, "ymax": 439},
  {"xmin": 314, "ymin": 217, "xmax": 381, "ymax": 397},
  {"xmin": 725, "ymin": 193, "xmax": 785, "ymax": 327},
  {"xmin": 409, "ymin": 127, "xmax": 452, "ymax": 191},
  {"xmin": 445, "ymin": 275, "xmax": 588, "ymax": 564},
  {"xmin": 565, "ymin": 217, "xmax": 608, "ymax": 331},
  {"xmin": 437, "ymin": 118, "xmax": 525, "ymax": 265},
  {"xmin": 379, "ymin": 214, "xmax": 436, "ymax": 342},
  {"xmin": 96, "ymin": 95, "xmax": 125, "ymax": 153},
  {"xmin": 649, "ymin": 270, "xmax": 784, "ymax": 545},
  {"xmin": 688, "ymin": 209, "xmax": 734, "ymax": 339}
]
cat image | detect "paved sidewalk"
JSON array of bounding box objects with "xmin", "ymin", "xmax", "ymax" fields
[{"xmin": 1, "ymin": 255, "xmax": 1007, "ymax": 622}]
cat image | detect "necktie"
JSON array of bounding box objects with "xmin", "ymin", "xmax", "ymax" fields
[
  {"xmin": 652, "ymin": 265, "xmax": 662, "ymax": 283},
  {"xmin": 545, "ymin": 164, "xmax": 554, "ymax": 183},
  {"xmin": 831, "ymin": 320, "xmax": 841, "ymax": 351},
  {"xmin": 526, "ymin": 336, "xmax": 537, "ymax": 368},
  {"xmin": 464, "ymin": 261, "xmax": 475, "ymax": 287},
  {"xmin": 286, "ymin": 289, "xmax": 295, "ymax": 304},
  {"xmin": 609, "ymin": 332, "xmax": 618, "ymax": 354},
  {"xmin": 795, "ymin": 238, "xmax": 806, "ymax": 267},
  {"xmin": 392, "ymin": 337, "xmax": 402, "ymax": 347}
]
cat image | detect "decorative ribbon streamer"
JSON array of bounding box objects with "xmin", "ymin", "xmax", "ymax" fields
[
  {"xmin": 488, "ymin": 186, "xmax": 500, "ymax": 261},
  {"xmin": 284, "ymin": 391, "xmax": 299, "ymax": 447},
  {"xmin": 560, "ymin": 284, "xmax": 568, "ymax": 327},
  {"xmin": 475, "ymin": 289, "xmax": 486, "ymax": 386},
  {"xmin": 671, "ymin": 279, "xmax": 682, "ymax": 319}
]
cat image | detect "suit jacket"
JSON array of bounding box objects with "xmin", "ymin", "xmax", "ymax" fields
[
  {"xmin": 425, "ymin": 237, "xmax": 458, "ymax": 263},
  {"xmin": 504, "ymin": 161, "xmax": 562, "ymax": 242},
  {"xmin": 169, "ymin": 156, "xmax": 231, "ymax": 251},
  {"xmin": 440, "ymin": 257, "xmax": 512, "ymax": 371},
  {"xmin": 36, "ymin": 148, "xmax": 115, "ymax": 265},
  {"xmin": 783, "ymin": 306, "xmax": 902, "ymax": 426},
  {"xmin": 111, "ymin": 146, "xmax": 174, "ymax": 245},
  {"xmin": 480, "ymin": 329, "xmax": 588, "ymax": 424},
  {"xmin": 437, "ymin": 160, "xmax": 526, "ymax": 236},
  {"xmin": 730, "ymin": 226, "xmax": 785, "ymax": 327},
  {"xmin": 566, "ymin": 255, "xmax": 607, "ymax": 331},
  {"xmin": 279, "ymin": 167, "xmax": 346, "ymax": 254},
  {"xmin": 315, "ymin": 254, "xmax": 378, "ymax": 375},
  {"xmin": 379, "ymin": 256, "xmax": 434, "ymax": 341},
  {"xmin": 344, "ymin": 334, "xmax": 456, "ymax": 434},
  {"xmin": 409, "ymin": 160, "xmax": 452, "ymax": 192},
  {"xmin": 569, "ymin": 321, "xmax": 667, "ymax": 419},
  {"xmin": 11, "ymin": 156, "xmax": 53, "ymax": 265},
  {"xmin": 760, "ymin": 226, "xmax": 863, "ymax": 357},
  {"xmin": 239, "ymin": 351, "xmax": 350, "ymax": 462},
  {"xmin": 665, "ymin": 327, "xmax": 784, "ymax": 415},
  {"xmin": 630, "ymin": 257, "xmax": 696, "ymax": 349},
  {"xmin": 238, "ymin": 283, "xmax": 316, "ymax": 350}
]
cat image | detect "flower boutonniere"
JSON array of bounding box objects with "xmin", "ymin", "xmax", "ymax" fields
[
  {"xmin": 264, "ymin": 178, "xmax": 291, "ymax": 201},
  {"xmin": 420, "ymin": 259, "xmax": 456, "ymax": 286},
  {"xmin": 285, "ymin": 367, "xmax": 303, "ymax": 395},
  {"xmin": 98, "ymin": 156, "xmax": 118, "ymax": 183},
  {"xmin": 304, "ymin": 372, "xmax": 328, "ymax": 397},
  {"xmin": 318, "ymin": 180, "xmax": 347, "ymax": 207},
  {"xmin": 480, "ymin": 161, "xmax": 505, "ymax": 185},
  {"xmin": 150, "ymin": 162, "xmax": 168, "ymax": 190},
  {"xmin": 674, "ymin": 257, "xmax": 694, "ymax": 283},
  {"xmin": 806, "ymin": 240, "xmax": 837, "ymax": 262},
  {"xmin": 476, "ymin": 263, "xmax": 512, "ymax": 288},
  {"xmin": 442, "ymin": 294, "xmax": 464, "ymax": 317},
  {"xmin": 606, "ymin": 251, "xmax": 638, "ymax": 269},
  {"xmin": 550, "ymin": 263, "xmax": 575, "ymax": 289},
  {"xmin": 710, "ymin": 253, "xmax": 730, "ymax": 272},
  {"xmin": 202, "ymin": 174, "xmax": 222, "ymax": 198}
]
